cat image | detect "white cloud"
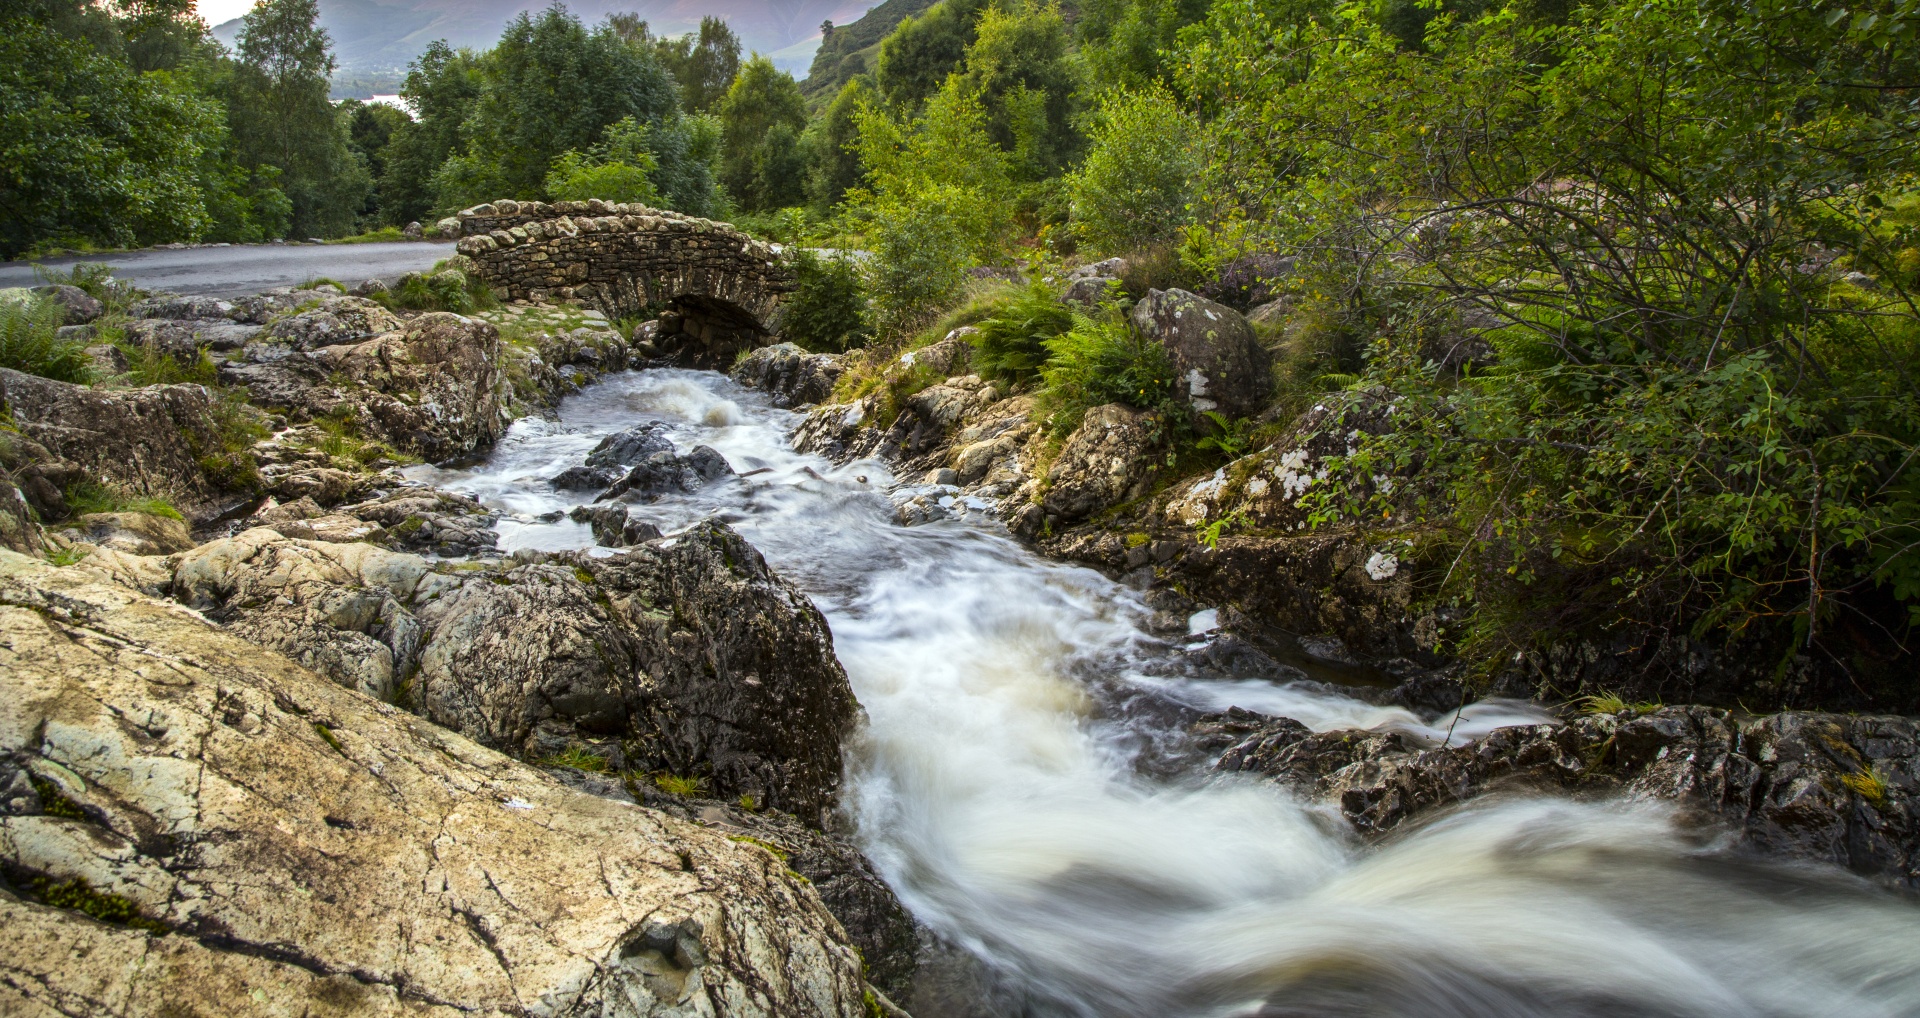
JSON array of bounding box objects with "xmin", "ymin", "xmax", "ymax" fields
[{"xmin": 196, "ymin": 0, "xmax": 256, "ymax": 27}]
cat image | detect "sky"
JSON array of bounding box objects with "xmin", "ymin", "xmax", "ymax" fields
[{"xmin": 197, "ymin": 0, "xmax": 255, "ymax": 26}]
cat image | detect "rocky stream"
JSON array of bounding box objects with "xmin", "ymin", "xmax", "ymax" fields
[{"xmin": 4, "ymin": 276, "xmax": 1920, "ymax": 1017}]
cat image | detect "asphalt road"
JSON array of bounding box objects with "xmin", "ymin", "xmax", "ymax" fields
[{"xmin": 0, "ymin": 241, "xmax": 458, "ymax": 297}]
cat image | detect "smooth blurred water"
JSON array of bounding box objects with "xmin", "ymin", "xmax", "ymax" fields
[{"xmin": 415, "ymin": 368, "xmax": 1920, "ymax": 1018}]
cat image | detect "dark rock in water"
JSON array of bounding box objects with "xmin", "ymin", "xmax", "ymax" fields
[
  {"xmin": 731, "ymin": 342, "xmax": 845, "ymax": 408},
  {"xmin": 1198, "ymin": 704, "xmax": 1920, "ymax": 888},
  {"xmin": 597, "ymin": 445, "xmax": 735, "ymax": 502},
  {"xmin": 551, "ymin": 464, "xmax": 623, "ymax": 491},
  {"xmin": 569, "ymin": 502, "xmax": 663, "ymax": 547},
  {"xmin": 585, "ymin": 421, "xmax": 675, "ymax": 469}
]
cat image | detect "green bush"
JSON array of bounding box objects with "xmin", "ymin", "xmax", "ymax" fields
[
  {"xmin": 376, "ymin": 264, "xmax": 492, "ymax": 314},
  {"xmin": 0, "ymin": 295, "xmax": 92, "ymax": 383},
  {"xmin": 1069, "ymin": 84, "xmax": 1200, "ymax": 255},
  {"xmin": 970, "ymin": 278, "xmax": 1074, "ymax": 381},
  {"xmin": 1036, "ymin": 307, "xmax": 1175, "ymax": 434},
  {"xmin": 780, "ymin": 250, "xmax": 870, "ymax": 352},
  {"xmin": 543, "ymin": 117, "xmax": 661, "ymax": 205}
]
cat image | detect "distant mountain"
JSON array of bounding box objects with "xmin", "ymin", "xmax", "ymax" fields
[{"xmin": 213, "ymin": 0, "xmax": 881, "ymax": 78}]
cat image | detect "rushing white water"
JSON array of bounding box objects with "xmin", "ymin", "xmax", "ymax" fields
[{"xmin": 415, "ymin": 368, "xmax": 1920, "ymax": 1018}]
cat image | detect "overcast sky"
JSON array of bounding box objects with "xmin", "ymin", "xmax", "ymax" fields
[{"xmin": 197, "ymin": 0, "xmax": 254, "ymax": 27}]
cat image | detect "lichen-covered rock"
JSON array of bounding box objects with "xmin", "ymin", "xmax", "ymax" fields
[
  {"xmin": 639, "ymin": 795, "xmax": 921, "ymax": 1002},
  {"xmin": 226, "ymin": 313, "xmax": 507, "ymax": 464},
  {"xmin": 125, "ymin": 293, "xmax": 236, "ymax": 322},
  {"xmin": 335, "ymin": 486, "xmax": 500, "ymax": 557},
  {"xmin": 171, "ymin": 521, "xmax": 858, "ymax": 822},
  {"xmin": 731, "ymin": 343, "xmax": 844, "ymax": 408},
  {"xmin": 1130, "ymin": 288, "xmax": 1271, "ymax": 419},
  {"xmin": 67, "ymin": 511, "xmax": 194, "ymax": 556},
  {"xmin": 0, "ymin": 368, "xmax": 251, "ymax": 523},
  {"xmin": 255, "ymin": 295, "xmax": 402, "ymax": 351},
  {"xmin": 123, "ymin": 317, "xmax": 261, "ymax": 356},
  {"xmin": 1199, "ymin": 704, "xmax": 1920, "ymax": 886},
  {"xmin": 1041, "ymin": 404, "xmax": 1163, "ymax": 523},
  {"xmin": 0, "ymin": 550, "xmax": 877, "ymax": 1017}
]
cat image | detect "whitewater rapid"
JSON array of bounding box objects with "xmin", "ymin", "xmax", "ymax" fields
[{"xmin": 412, "ymin": 368, "xmax": 1920, "ymax": 1018}]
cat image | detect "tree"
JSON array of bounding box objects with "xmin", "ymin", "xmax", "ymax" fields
[
  {"xmin": 344, "ymin": 101, "xmax": 409, "ymax": 224},
  {"xmin": 717, "ymin": 56, "xmax": 808, "ymax": 212},
  {"xmin": 959, "ymin": 1, "xmax": 1083, "ymax": 177},
  {"xmin": 655, "ymin": 16, "xmax": 742, "ymax": 113},
  {"xmin": 442, "ymin": 9, "xmax": 707, "ymax": 212},
  {"xmin": 225, "ymin": 0, "xmax": 369, "ymax": 237},
  {"xmin": 802, "ymin": 77, "xmax": 873, "ymax": 211},
  {"xmin": 1069, "ymin": 84, "xmax": 1199, "ymax": 253},
  {"xmin": 544, "ymin": 117, "xmax": 661, "ymax": 204},
  {"xmin": 0, "ymin": 16, "xmax": 219, "ymax": 257},
  {"xmin": 850, "ymin": 78, "xmax": 1014, "ymax": 336},
  {"xmin": 378, "ymin": 41, "xmax": 484, "ymax": 224},
  {"xmin": 1077, "ymin": 0, "xmax": 1211, "ymax": 88},
  {"xmin": 873, "ymin": 0, "xmax": 987, "ymax": 111}
]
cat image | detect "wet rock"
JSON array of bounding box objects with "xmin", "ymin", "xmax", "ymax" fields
[
  {"xmin": 1130, "ymin": 288, "xmax": 1272, "ymax": 419},
  {"xmin": 0, "ymin": 368, "xmax": 252, "ymax": 523},
  {"xmin": 732, "ymin": 342, "xmax": 845, "ymax": 408},
  {"xmin": 173, "ymin": 521, "xmax": 857, "ymax": 821},
  {"xmin": 553, "ymin": 464, "xmax": 625, "ymax": 490},
  {"xmin": 0, "ymin": 549, "xmax": 877, "ymax": 1017},
  {"xmin": 30, "ymin": 284, "xmax": 101, "ymax": 325},
  {"xmin": 1203, "ymin": 704, "xmax": 1920, "ymax": 886},
  {"xmin": 1042, "ymin": 404, "xmax": 1163, "ymax": 523},
  {"xmin": 67, "ymin": 511, "xmax": 194, "ymax": 556},
  {"xmin": 587, "ymin": 422, "xmax": 676, "ymax": 468},
  {"xmin": 570, "ymin": 503, "xmax": 664, "ymax": 547},
  {"xmin": 598, "ymin": 446, "xmax": 736, "ymax": 502}
]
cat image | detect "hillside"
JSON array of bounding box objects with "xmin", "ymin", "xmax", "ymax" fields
[
  {"xmin": 801, "ymin": 0, "xmax": 939, "ymax": 98},
  {"xmin": 212, "ymin": 0, "xmax": 880, "ymax": 74}
]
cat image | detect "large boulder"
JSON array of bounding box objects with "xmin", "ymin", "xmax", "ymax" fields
[
  {"xmin": 30, "ymin": 284, "xmax": 101, "ymax": 325},
  {"xmin": 1198, "ymin": 704, "xmax": 1920, "ymax": 886},
  {"xmin": 256, "ymin": 295, "xmax": 403, "ymax": 352},
  {"xmin": 598, "ymin": 446, "xmax": 736, "ymax": 502},
  {"xmin": 0, "ymin": 368, "xmax": 253, "ymax": 522},
  {"xmin": 171, "ymin": 521, "xmax": 859, "ymax": 823},
  {"xmin": 732, "ymin": 343, "xmax": 844, "ymax": 409},
  {"xmin": 1041, "ymin": 403, "xmax": 1164, "ymax": 523},
  {"xmin": 0, "ymin": 550, "xmax": 877, "ymax": 1017},
  {"xmin": 122, "ymin": 317, "xmax": 261, "ymax": 357},
  {"xmin": 226, "ymin": 313, "xmax": 507, "ymax": 464},
  {"xmin": 1130, "ymin": 288, "xmax": 1272, "ymax": 419}
]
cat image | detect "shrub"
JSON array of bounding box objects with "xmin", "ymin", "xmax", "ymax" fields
[
  {"xmin": 1069, "ymin": 85, "xmax": 1201, "ymax": 256},
  {"xmin": 543, "ymin": 117, "xmax": 662, "ymax": 205},
  {"xmin": 1036, "ymin": 307, "xmax": 1175, "ymax": 434},
  {"xmin": 0, "ymin": 295, "xmax": 92, "ymax": 383},
  {"xmin": 970, "ymin": 278, "xmax": 1073, "ymax": 381},
  {"xmin": 780, "ymin": 249, "xmax": 870, "ymax": 352},
  {"xmin": 376, "ymin": 263, "xmax": 492, "ymax": 314}
]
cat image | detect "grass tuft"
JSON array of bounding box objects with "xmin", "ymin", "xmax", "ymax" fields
[{"xmin": 652, "ymin": 772, "xmax": 707, "ymax": 797}]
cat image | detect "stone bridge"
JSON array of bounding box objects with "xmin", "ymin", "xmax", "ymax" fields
[{"xmin": 455, "ymin": 199, "xmax": 795, "ymax": 367}]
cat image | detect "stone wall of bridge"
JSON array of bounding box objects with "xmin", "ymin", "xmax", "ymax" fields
[{"xmin": 454, "ymin": 199, "xmax": 796, "ymax": 368}]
